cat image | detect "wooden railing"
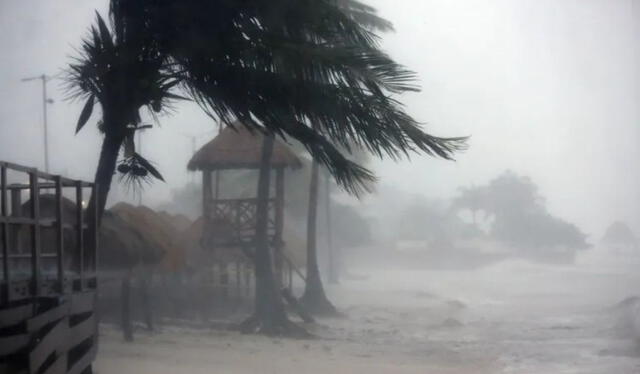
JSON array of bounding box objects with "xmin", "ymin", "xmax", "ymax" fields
[
  {"xmin": 0, "ymin": 161, "xmax": 98, "ymax": 374},
  {"xmin": 203, "ymin": 197, "xmax": 276, "ymax": 248}
]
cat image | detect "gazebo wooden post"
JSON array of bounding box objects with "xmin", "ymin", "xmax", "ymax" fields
[
  {"xmin": 214, "ymin": 170, "xmax": 220, "ymax": 199},
  {"xmin": 274, "ymin": 167, "xmax": 285, "ymax": 288},
  {"xmin": 203, "ymin": 170, "xmax": 213, "ymax": 217},
  {"xmin": 202, "ymin": 170, "xmax": 212, "ymax": 219}
]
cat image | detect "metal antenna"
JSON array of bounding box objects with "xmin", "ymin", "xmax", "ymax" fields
[{"xmin": 21, "ymin": 74, "xmax": 54, "ymax": 173}]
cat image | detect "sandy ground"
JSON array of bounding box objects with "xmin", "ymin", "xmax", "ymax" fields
[{"xmin": 95, "ymin": 249, "xmax": 640, "ymax": 374}]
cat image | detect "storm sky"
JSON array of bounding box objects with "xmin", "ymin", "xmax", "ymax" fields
[{"xmin": 1, "ymin": 0, "xmax": 638, "ymax": 237}]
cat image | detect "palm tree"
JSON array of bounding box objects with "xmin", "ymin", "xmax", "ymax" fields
[
  {"xmin": 300, "ymin": 149, "xmax": 340, "ymax": 315},
  {"xmin": 300, "ymin": 5, "xmax": 394, "ymax": 315},
  {"xmin": 67, "ymin": 0, "xmax": 466, "ymax": 335},
  {"xmin": 66, "ymin": 10, "xmax": 176, "ymax": 228}
]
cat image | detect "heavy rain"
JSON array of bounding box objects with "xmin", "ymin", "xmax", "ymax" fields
[{"xmin": 1, "ymin": 1, "xmax": 640, "ymax": 373}]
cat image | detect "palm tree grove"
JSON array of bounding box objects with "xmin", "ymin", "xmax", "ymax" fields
[{"xmin": 2, "ymin": 0, "xmax": 640, "ymax": 373}]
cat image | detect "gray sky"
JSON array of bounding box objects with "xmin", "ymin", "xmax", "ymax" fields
[{"xmin": 0, "ymin": 0, "xmax": 638, "ymax": 237}]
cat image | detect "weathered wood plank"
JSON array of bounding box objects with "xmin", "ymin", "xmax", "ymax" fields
[
  {"xmin": 68, "ymin": 314, "xmax": 95, "ymax": 349},
  {"xmin": 70, "ymin": 292, "xmax": 95, "ymax": 315},
  {"xmin": 67, "ymin": 345, "xmax": 96, "ymax": 374},
  {"xmin": 26, "ymin": 302, "xmax": 69, "ymax": 332},
  {"xmin": 29, "ymin": 173, "xmax": 42, "ymax": 299},
  {"xmin": 29, "ymin": 318, "xmax": 69, "ymax": 372},
  {"xmin": 54, "ymin": 176, "xmax": 64, "ymax": 294},
  {"xmin": 0, "ymin": 334, "xmax": 30, "ymax": 356},
  {"xmin": 7, "ymin": 280, "xmax": 31, "ymax": 301},
  {"xmin": 0, "ymin": 303, "xmax": 32, "ymax": 328},
  {"xmin": 0, "ymin": 363, "xmax": 27, "ymax": 374},
  {"xmin": 1, "ymin": 164, "xmax": 8, "ymax": 301},
  {"xmin": 42, "ymin": 353, "xmax": 67, "ymax": 374},
  {"xmin": 75, "ymin": 183, "xmax": 83, "ymax": 288}
]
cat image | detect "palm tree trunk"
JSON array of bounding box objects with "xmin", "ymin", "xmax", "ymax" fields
[
  {"xmin": 85, "ymin": 133, "xmax": 124, "ymax": 270},
  {"xmin": 140, "ymin": 269, "xmax": 154, "ymax": 331},
  {"xmin": 121, "ymin": 268, "xmax": 133, "ymax": 342},
  {"xmin": 240, "ymin": 134, "xmax": 307, "ymax": 336},
  {"xmin": 301, "ymin": 159, "xmax": 338, "ymax": 316},
  {"xmin": 325, "ymin": 170, "xmax": 339, "ymax": 284},
  {"xmin": 86, "ymin": 133, "xmax": 124, "ymax": 226}
]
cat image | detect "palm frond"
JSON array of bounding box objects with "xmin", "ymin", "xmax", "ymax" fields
[{"xmin": 68, "ymin": 0, "xmax": 467, "ymax": 196}]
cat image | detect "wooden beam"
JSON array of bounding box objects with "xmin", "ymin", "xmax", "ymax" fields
[
  {"xmin": 0, "ymin": 303, "xmax": 32, "ymax": 328},
  {"xmin": 29, "ymin": 172, "xmax": 41, "ymax": 301},
  {"xmin": 27, "ymin": 302, "xmax": 69, "ymax": 332},
  {"xmin": 29, "ymin": 317, "xmax": 69, "ymax": 372},
  {"xmin": 67, "ymin": 344, "xmax": 96, "ymax": 374},
  {"xmin": 202, "ymin": 170, "xmax": 212, "ymax": 219},
  {"xmin": 75, "ymin": 182, "xmax": 84, "ymax": 289},
  {"xmin": 1, "ymin": 164, "xmax": 8, "ymax": 299},
  {"xmin": 42, "ymin": 354, "xmax": 67, "ymax": 374},
  {"xmin": 68, "ymin": 314, "xmax": 95, "ymax": 348},
  {"xmin": 91, "ymin": 184, "xmax": 98, "ymax": 274},
  {"xmin": 54, "ymin": 176, "xmax": 64, "ymax": 293},
  {"xmin": 274, "ymin": 168, "xmax": 285, "ymax": 286},
  {"xmin": 70, "ymin": 292, "xmax": 95, "ymax": 315},
  {"xmin": 0, "ymin": 334, "xmax": 30, "ymax": 356}
]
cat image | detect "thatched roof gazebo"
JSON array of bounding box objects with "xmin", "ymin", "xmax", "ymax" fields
[
  {"xmin": 187, "ymin": 123, "xmax": 302, "ymax": 287},
  {"xmin": 188, "ymin": 124, "xmax": 302, "ymax": 171}
]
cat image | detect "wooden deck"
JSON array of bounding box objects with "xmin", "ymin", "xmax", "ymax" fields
[{"xmin": 0, "ymin": 161, "xmax": 98, "ymax": 374}]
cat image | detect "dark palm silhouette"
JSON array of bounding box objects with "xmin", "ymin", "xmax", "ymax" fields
[{"xmin": 66, "ymin": 0, "xmax": 466, "ymax": 335}]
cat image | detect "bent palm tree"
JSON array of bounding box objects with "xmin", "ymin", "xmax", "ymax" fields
[
  {"xmin": 301, "ymin": 5, "xmax": 394, "ymax": 315},
  {"xmin": 67, "ymin": 0, "xmax": 466, "ymax": 335}
]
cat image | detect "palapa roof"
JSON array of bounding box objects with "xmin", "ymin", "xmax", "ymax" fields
[
  {"xmin": 187, "ymin": 123, "xmax": 302, "ymax": 171},
  {"xmin": 20, "ymin": 196, "xmax": 158, "ymax": 269},
  {"xmin": 100, "ymin": 210, "xmax": 151, "ymax": 269},
  {"xmin": 110, "ymin": 203, "xmax": 186, "ymax": 270}
]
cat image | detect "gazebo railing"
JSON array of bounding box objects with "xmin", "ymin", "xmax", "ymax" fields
[{"xmin": 203, "ymin": 197, "xmax": 277, "ymax": 248}]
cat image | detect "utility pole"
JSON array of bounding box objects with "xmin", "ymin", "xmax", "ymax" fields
[{"xmin": 21, "ymin": 74, "xmax": 54, "ymax": 173}]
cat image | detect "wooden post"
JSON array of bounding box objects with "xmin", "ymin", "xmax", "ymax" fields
[
  {"xmin": 244, "ymin": 263, "xmax": 251, "ymax": 298},
  {"xmin": 220, "ymin": 263, "xmax": 229, "ymax": 299},
  {"xmin": 274, "ymin": 168, "xmax": 285, "ymax": 287},
  {"xmin": 325, "ymin": 170, "xmax": 338, "ymax": 284},
  {"xmin": 1, "ymin": 165, "xmax": 8, "ymax": 300},
  {"xmin": 9, "ymin": 184, "xmax": 21, "ymax": 292},
  {"xmin": 235, "ymin": 261, "xmax": 241, "ymax": 299},
  {"xmin": 214, "ymin": 170, "xmax": 220, "ymax": 199},
  {"xmin": 288, "ymin": 261, "xmax": 293, "ymax": 290},
  {"xmin": 202, "ymin": 170, "xmax": 212, "ymax": 219},
  {"xmin": 202, "ymin": 170, "xmax": 212, "ymax": 250},
  {"xmin": 10, "ymin": 187, "xmax": 22, "ymax": 217},
  {"xmin": 29, "ymin": 171, "xmax": 41, "ymax": 300},
  {"xmin": 76, "ymin": 181, "xmax": 84, "ymax": 290},
  {"xmin": 54, "ymin": 176, "xmax": 64, "ymax": 293},
  {"xmin": 92, "ymin": 184, "xmax": 99, "ymax": 277},
  {"xmin": 140, "ymin": 269, "xmax": 153, "ymax": 331},
  {"xmin": 121, "ymin": 268, "xmax": 133, "ymax": 341}
]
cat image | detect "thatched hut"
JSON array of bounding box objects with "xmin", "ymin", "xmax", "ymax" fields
[
  {"xmin": 99, "ymin": 210, "xmax": 155, "ymax": 269},
  {"xmin": 15, "ymin": 195, "xmax": 159, "ymax": 273},
  {"xmin": 110, "ymin": 203, "xmax": 185, "ymax": 271},
  {"xmin": 188, "ymin": 124, "xmax": 302, "ymax": 172},
  {"xmin": 187, "ymin": 123, "xmax": 302, "ymax": 290}
]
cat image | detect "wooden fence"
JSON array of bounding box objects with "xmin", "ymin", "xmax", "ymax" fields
[{"xmin": 0, "ymin": 161, "xmax": 98, "ymax": 374}]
